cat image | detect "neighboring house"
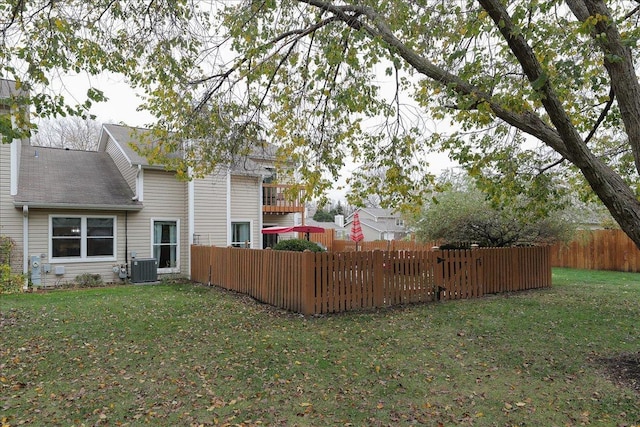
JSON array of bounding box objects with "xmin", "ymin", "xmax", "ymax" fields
[
  {"xmin": 0, "ymin": 82, "xmax": 303, "ymax": 285},
  {"xmin": 343, "ymin": 208, "xmax": 410, "ymax": 241}
]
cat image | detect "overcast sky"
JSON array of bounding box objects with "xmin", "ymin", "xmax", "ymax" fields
[
  {"xmin": 51, "ymin": 72, "xmax": 456, "ymax": 202},
  {"xmin": 52, "ymin": 72, "xmax": 154, "ymax": 127}
]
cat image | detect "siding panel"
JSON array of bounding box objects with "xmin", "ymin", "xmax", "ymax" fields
[
  {"xmin": 127, "ymin": 169, "xmax": 188, "ymax": 274},
  {"xmin": 105, "ymin": 138, "xmax": 136, "ymax": 191},
  {"xmin": 193, "ymin": 173, "xmax": 228, "ymax": 246},
  {"xmin": 231, "ymin": 175, "xmax": 260, "ymax": 248},
  {"xmin": 26, "ymin": 209, "xmax": 128, "ymax": 285},
  {"xmin": 0, "ymin": 140, "xmax": 24, "ymax": 274}
]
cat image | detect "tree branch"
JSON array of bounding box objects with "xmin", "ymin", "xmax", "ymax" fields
[
  {"xmin": 584, "ymin": 87, "xmax": 615, "ymax": 146},
  {"xmin": 192, "ymin": 15, "xmax": 339, "ymax": 111}
]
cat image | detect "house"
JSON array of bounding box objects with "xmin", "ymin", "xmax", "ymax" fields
[
  {"xmin": 0, "ymin": 82, "xmax": 303, "ymax": 286},
  {"xmin": 343, "ymin": 208, "xmax": 410, "ymax": 241}
]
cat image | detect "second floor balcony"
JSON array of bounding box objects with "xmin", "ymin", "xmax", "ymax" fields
[{"xmin": 262, "ymin": 183, "xmax": 304, "ymax": 214}]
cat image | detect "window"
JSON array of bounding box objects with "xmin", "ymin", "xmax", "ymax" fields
[
  {"xmin": 396, "ymin": 218, "xmax": 405, "ymax": 227},
  {"xmin": 153, "ymin": 220, "xmax": 178, "ymax": 270},
  {"xmin": 231, "ymin": 222, "xmax": 251, "ymax": 248},
  {"xmin": 262, "ymin": 226, "xmax": 278, "ymax": 249},
  {"xmin": 51, "ymin": 216, "xmax": 115, "ymax": 260}
]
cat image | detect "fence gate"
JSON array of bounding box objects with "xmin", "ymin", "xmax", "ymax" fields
[{"xmin": 433, "ymin": 249, "xmax": 483, "ymax": 300}]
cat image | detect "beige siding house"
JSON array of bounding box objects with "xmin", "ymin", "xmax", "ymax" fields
[
  {"xmin": 0, "ymin": 98, "xmax": 304, "ymax": 286},
  {"xmin": 0, "ymin": 81, "xmax": 27, "ymax": 274}
]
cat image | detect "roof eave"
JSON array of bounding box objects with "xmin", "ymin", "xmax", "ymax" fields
[{"xmin": 14, "ymin": 201, "xmax": 144, "ymax": 211}]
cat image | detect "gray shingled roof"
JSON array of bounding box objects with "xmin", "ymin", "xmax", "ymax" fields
[
  {"xmin": 101, "ymin": 123, "xmax": 271, "ymax": 177},
  {"xmin": 101, "ymin": 123, "xmax": 154, "ymax": 166},
  {"xmin": 14, "ymin": 146, "xmax": 142, "ymax": 210}
]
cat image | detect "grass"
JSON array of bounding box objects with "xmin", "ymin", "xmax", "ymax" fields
[{"xmin": 1, "ymin": 268, "xmax": 639, "ymax": 426}]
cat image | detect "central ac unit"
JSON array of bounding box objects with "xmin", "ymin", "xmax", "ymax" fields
[{"xmin": 130, "ymin": 258, "xmax": 158, "ymax": 283}]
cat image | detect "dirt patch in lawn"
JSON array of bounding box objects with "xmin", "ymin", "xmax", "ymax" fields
[{"xmin": 599, "ymin": 352, "xmax": 640, "ymax": 394}]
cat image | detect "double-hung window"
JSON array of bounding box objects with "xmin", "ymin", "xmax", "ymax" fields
[{"xmin": 50, "ymin": 216, "xmax": 116, "ymax": 260}]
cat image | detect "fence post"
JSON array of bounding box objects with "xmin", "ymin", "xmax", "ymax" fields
[
  {"xmin": 301, "ymin": 250, "xmax": 316, "ymax": 315},
  {"xmin": 373, "ymin": 250, "xmax": 384, "ymax": 307}
]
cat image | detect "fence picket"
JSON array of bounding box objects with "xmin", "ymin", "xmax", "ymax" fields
[
  {"xmin": 550, "ymin": 229, "xmax": 640, "ymax": 272},
  {"xmin": 191, "ymin": 245, "xmax": 551, "ymax": 315}
]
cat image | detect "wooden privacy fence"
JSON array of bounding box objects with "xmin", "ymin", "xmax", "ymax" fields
[
  {"xmin": 550, "ymin": 229, "xmax": 640, "ymax": 272},
  {"xmin": 191, "ymin": 245, "xmax": 551, "ymax": 315}
]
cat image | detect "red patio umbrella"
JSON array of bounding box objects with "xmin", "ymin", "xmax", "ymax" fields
[
  {"xmin": 350, "ymin": 211, "xmax": 364, "ymax": 250},
  {"xmin": 261, "ymin": 225, "xmax": 325, "ymax": 241}
]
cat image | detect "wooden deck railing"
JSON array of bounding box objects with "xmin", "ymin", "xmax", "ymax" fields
[
  {"xmin": 191, "ymin": 246, "xmax": 551, "ymax": 315},
  {"xmin": 262, "ymin": 184, "xmax": 304, "ymax": 214}
]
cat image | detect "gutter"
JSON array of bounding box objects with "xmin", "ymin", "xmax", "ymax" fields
[{"xmin": 14, "ymin": 202, "xmax": 143, "ymax": 211}]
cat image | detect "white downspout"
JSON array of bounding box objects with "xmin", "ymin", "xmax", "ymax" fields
[
  {"xmin": 132, "ymin": 165, "xmax": 143, "ymax": 201},
  {"xmin": 226, "ymin": 168, "xmax": 232, "ymax": 246},
  {"xmin": 188, "ymin": 173, "xmax": 195, "ymax": 278},
  {"xmin": 185, "ymin": 138, "xmax": 195, "ymax": 277},
  {"xmin": 10, "ymin": 139, "xmax": 18, "ymax": 196},
  {"xmin": 22, "ymin": 205, "xmax": 28, "ymax": 290},
  {"xmin": 258, "ymin": 178, "xmax": 263, "ymax": 250}
]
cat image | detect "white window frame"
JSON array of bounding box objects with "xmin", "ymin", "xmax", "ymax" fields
[
  {"xmin": 150, "ymin": 218, "xmax": 180, "ymax": 273},
  {"xmin": 231, "ymin": 220, "xmax": 252, "ymax": 248},
  {"xmin": 49, "ymin": 215, "xmax": 117, "ymax": 263}
]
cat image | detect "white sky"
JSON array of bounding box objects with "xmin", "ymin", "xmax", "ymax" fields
[
  {"xmin": 51, "ymin": 72, "xmax": 456, "ymax": 202},
  {"xmin": 52, "ymin": 72, "xmax": 155, "ymax": 127}
]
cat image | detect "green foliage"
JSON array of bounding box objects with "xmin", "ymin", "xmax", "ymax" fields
[
  {"xmin": 272, "ymin": 238, "xmax": 325, "ymax": 252},
  {"xmin": 0, "ymin": 264, "xmax": 24, "ymax": 294},
  {"xmin": 0, "ymin": 235, "xmax": 15, "ymax": 265},
  {"xmin": 414, "ymin": 188, "xmax": 575, "ymax": 247},
  {"xmin": 5, "ymin": 1, "xmax": 640, "ymax": 246},
  {"xmin": 313, "ymin": 201, "xmax": 345, "ymax": 222},
  {"xmin": 0, "ymin": 236, "xmax": 23, "ymax": 294},
  {"xmin": 313, "ymin": 209, "xmax": 335, "ymax": 222},
  {"xmin": 72, "ymin": 273, "xmax": 104, "ymax": 288}
]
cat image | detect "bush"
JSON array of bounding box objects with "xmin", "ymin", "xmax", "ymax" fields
[
  {"xmin": 272, "ymin": 238, "xmax": 325, "ymax": 252},
  {"xmin": 0, "ymin": 236, "xmax": 24, "ymax": 294},
  {"xmin": 0, "ymin": 236, "xmax": 14, "ymax": 265},
  {"xmin": 0, "ymin": 264, "xmax": 24, "ymax": 294},
  {"xmin": 413, "ymin": 188, "xmax": 575, "ymax": 247},
  {"xmin": 73, "ymin": 273, "xmax": 104, "ymax": 288}
]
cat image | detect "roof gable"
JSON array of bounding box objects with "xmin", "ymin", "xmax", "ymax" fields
[{"xmin": 99, "ymin": 123, "xmax": 154, "ymax": 167}]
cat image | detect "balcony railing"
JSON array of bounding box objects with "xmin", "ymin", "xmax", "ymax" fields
[{"xmin": 262, "ymin": 184, "xmax": 304, "ymax": 214}]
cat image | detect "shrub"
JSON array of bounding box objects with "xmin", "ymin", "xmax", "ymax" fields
[
  {"xmin": 413, "ymin": 188, "xmax": 575, "ymax": 247},
  {"xmin": 0, "ymin": 236, "xmax": 24, "ymax": 294},
  {"xmin": 73, "ymin": 273, "xmax": 104, "ymax": 288},
  {"xmin": 0, "ymin": 236, "xmax": 14, "ymax": 265},
  {"xmin": 0, "ymin": 264, "xmax": 24, "ymax": 294},
  {"xmin": 272, "ymin": 238, "xmax": 325, "ymax": 252}
]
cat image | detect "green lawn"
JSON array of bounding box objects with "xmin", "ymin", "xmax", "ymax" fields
[{"xmin": 1, "ymin": 268, "xmax": 639, "ymax": 426}]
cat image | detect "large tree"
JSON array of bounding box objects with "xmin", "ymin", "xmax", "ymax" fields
[{"xmin": 3, "ymin": 1, "xmax": 640, "ymax": 249}]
